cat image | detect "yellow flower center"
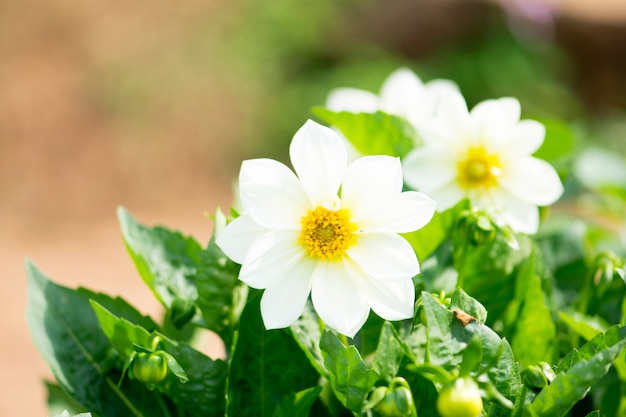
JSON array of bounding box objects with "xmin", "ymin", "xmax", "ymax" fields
[
  {"xmin": 458, "ymin": 147, "xmax": 501, "ymax": 189},
  {"xmin": 300, "ymin": 206, "xmax": 355, "ymax": 260}
]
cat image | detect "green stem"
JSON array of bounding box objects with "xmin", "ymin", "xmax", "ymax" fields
[{"xmin": 455, "ymin": 240, "xmax": 470, "ymax": 289}]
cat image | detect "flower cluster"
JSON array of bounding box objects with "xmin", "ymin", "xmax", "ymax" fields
[{"xmin": 216, "ymin": 67, "xmax": 564, "ymax": 337}]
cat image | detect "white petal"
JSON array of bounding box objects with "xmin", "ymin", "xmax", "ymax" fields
[
  {"xmin": 326, "ymin": 88, "xmax": 379, "ymax": 113},
  {"xmin": 360, "ymin": 276, "xmax": 415, "ymax": 321},
  {"xmin": 379, "ymin": 67, "xmax": 426, "ymax": 124},
  {"xmin": 499, "ymin": 157, "xmax": 564, "ymax": 206},
  {"xmin": 239, "ymin": 230, "xmax": 305, "ymax": 289},
  {"xmin": 471, "ymin": 98, "xmax": 521, "ymax": 150},
  {"xmin": 402, "ymin": 147, "xmax": 458, "ymax": 193},
  {"xmin": 260, "ymin": 261, "xmax": 316, "ymax": 330},
  {"xmin": 490, "ymin": 190, "xmax": 540, "ymax": 234},
  {"xmin": 311, "ymin": 261, "xmax": 369, "ymax": 337},
  {"xmin": 346, "ymin": 232, "xmax": 420, "ymax": 281},
  {"xmin": 499, "ymin": 120, "xmax": 545, "ymax": 160},
  {"xmin": 471, "ymin": 97, "xmax": 521, "ymax": 127},
  {"xmin": 430, "ymin": 93, "xmax": 473, "ymax": 148},
  {"xmin": 239, "ymin": 159, "xmax": 310, "ymax": 229},
  {"xmin": 359, "ymin": 191, "xmax": 436, "ymax": 233},
  {"xmin": 215, "ymin": 215, "xmax": 269, "ymax": 264},
  {"xmin": 290, "ymin": 120, "xmax": 347, "ymax": 205},
  {"xmin": 341, "ymin": 155, "xmax": 402, "ymax": 223}
]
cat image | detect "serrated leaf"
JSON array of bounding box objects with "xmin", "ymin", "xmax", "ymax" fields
[
  {"xmin": 373, "ymin": 322, "xmax": 406, "ymax": 382},
  {"xmin": 526, "ymin": 326, "xmax": 626, "ymax": 417},
  {"xmin": 271, "ymin": 386, "xmax": 323, "ymax": 417},
  {"xmin": 421, "ymin": 292, "xmax": 459, "ymax": 368},
  {"xmin": 117, "ymin": 207, "xmax": 202, "ymax": 310},
  {"xmin": 195, "ymin": 226, "xmax": 243, "ymax": 348},
  {"xmin": 421, "ymin": 291, "xmax": 520, "ymax": 415},
  {"xmin": 312, "ymin": 107, "xmax": 416, "ymax": 158},
  {"xmin": 228, "ymin": 293, "xmax": 319, "ymax": 417},
  {"xmin": 90, "ymin": 302, "xmax": 226, "ymax": 416},
  {"xmin": 320, "ymin": 330, "xmax": 380, "ymax": 413},
  {"xmin": 510, "ymin": 251, "xmax": 556, "ymax": 367},
  {"xmin": 290, "ymin": 301, "xmax": 327, "ymax": 377},
  {"xmin": 26, "ymin": 260, "xmax": 172, "ymax": 417}
]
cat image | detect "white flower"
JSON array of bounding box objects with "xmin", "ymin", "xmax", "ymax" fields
[
  {"xmin": 217, "ymin": 120, "xmax": 436, "ymax": 337},
  {"xmin": 402, "ymin": 94, "xmax": 563, "ymax": 234},
  {"xmin": 326, "ymin": 67, "xmax": 459, "ymax": 132}
]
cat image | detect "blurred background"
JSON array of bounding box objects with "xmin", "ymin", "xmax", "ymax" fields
[{"xmin": 1, "ymin": 0, "xmax": 626, "ymax": 415}]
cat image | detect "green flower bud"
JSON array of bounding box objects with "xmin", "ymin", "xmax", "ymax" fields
[
  {"xmin": 437, "ymin": 377, "xmax": 483, "ymax": 417},
  {"xmin": 522, "ymin": 365, "xmax": 548, "ymax": 389},
  {"xmin": 132, "ymin": 352, "xmax": 168, "ymax": 384},
  {"xmin": 457, "ymin": 209, "xmax": 496, "ymax": 246},
  {"xmin": 373, "ymin": 378, "xmax": 418, "ymax": 417}
]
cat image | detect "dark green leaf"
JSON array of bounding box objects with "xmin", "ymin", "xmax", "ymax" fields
[
  {"xmin": 46, "ymin": 381, "xmax": 88, "ymax": 417},
  {"xmin": 526, "ymin": 326, "xmax": 626, "ymax": 417},
  {"xmin": 228, "ymin": 293, "xmax": 319, "ymax": 417},
  {"xmin": 195, "ymin": 222, "xmax": 243, "ymax": 348},
  {"xmin": 312, "ymin": 108, "xmax": 416, "ymax": 158},
  {"xmin": 271, "ymin": 386, "xmax": 323, "ymax": 417},
  {"xmin": 320, "ymin": 330, "xmax": 380, "ymax": 413},
  {"xmin": 91, "ymin": 301, "xmax": 227, "ymax": 416},
  {"xmin": 290, "ymin": 301, "xmax": 327, "ymax": 377},
  {"xmin": 26, "ymin": 260, "xmax": 172, "ymax": 417},
  {"xmin": 117, "ymin": 207, "xmax": 202, "ymax": 310}
]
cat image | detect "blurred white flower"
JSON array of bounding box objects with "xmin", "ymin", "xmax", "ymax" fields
[
  {"xmin": 328, "ymin": 67, "xmax": 457, "ymax": 124},
  {"xmin": 402, "ymin": 94, "xmax": 563, "ymax": 234},
  {"xmin": 217, "ymin": 120, "xmax": 435, "ymax": 337}
]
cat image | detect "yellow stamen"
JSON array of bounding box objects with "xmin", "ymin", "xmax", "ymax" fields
[
  {"xmin": 300, "ymin": 206, "xmax": 355, "ymax": 260},
  {"xmin": 458, "ymin": 147, "xmax": 501, "ymax": 189}
]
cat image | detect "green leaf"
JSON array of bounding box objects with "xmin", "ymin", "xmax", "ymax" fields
[
  {"xmin": 117, "ymin": 207, "xmax": 202, "ymax": 310},
  {"xmin": 320, "ymin": 330, "xmax": 380, "ymax": 413},
  {"xmin": 421, "ymin": 292, "xmax": 459, "ymax": 368},
  {"xmin": 26, "ymin": 260, "xmax": 172, "ymax": 417},
  {"xmin": 510, "ymin": 251, "xmax": 556, "ymax": 368},
  {"xmin": 312, "ymin": 107, "xmax": 416, "ymax": 158},
  {"xmin": 373, "ymin": 322, "xmax": 406, "ymax": 382},
  {"xmin": 526, "ymin": 326, "xmax": 626, "ymax": 417},
  {"xmin": 195, "ymin": 218, "xmax": 243, "ymax": 348},
  {"xmin": 559, "ymin": 311, "xmax": 608, "ymax": 342},
  {"xmin": 228, "ymin": 293, "xmax": 320, "ymax": 417},
  {"xmin": 456, "ymin": 232, "xmax": 533, "ymax": 326},
  {"xmin": 290, "ymin": 301, "xmax": 327, "ymax": 377},
  {"xmin": 271, "ymin": 386, "xmax": 323, "ymax": 417},
  {"xmin": 402, "ymin": 200, "xmax": 468, "ymax": 261},
  {"xmin": 91, "ymin": 301, "xmax": 227, "ymax": 416},
  {"xmin": 421, "ymin": 291, "xmax": 520, "ymax": 415},
  {"xmin": 532, "ymin": 118, "xmax": 575, "ymax": 163}
]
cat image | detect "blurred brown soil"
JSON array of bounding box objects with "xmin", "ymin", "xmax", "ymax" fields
[{"xmin": 0, "ymin": 1, "xmax": 241, "ymax": 415}]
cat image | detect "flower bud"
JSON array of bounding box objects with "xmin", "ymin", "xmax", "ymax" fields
[
  {"xmin": 457, "ymin": 209, "xmax": 496, "ymax": 246},
  {"xmin": 373, "ymin": 377, "xmax": 418, "ymax": 417},
  {"xmin": 132, "ymin": 352, "xmax": 168, "ymax": 384},
  {"xmin": 436, "ymin": 377, "xmax": 483, "ymax": 417}
]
